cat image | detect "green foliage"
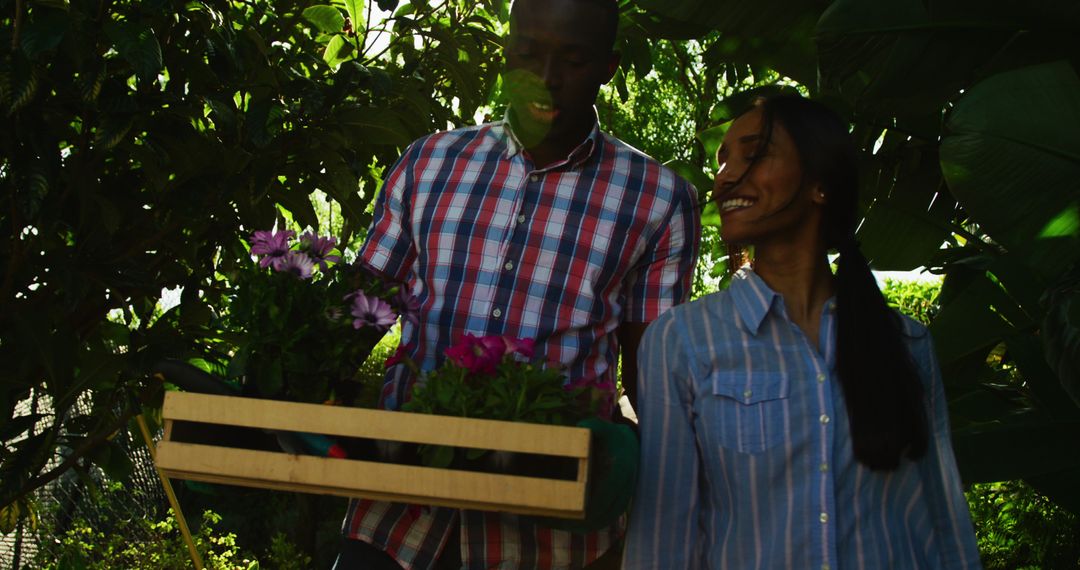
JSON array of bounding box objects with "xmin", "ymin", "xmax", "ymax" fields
[
  {"xmin": 966, "ymin": 480, "xmax": 1080, "ymax": 570},
  {"xmin": 34, "ymin": 508, "xmax": 257, "ymax": 570},
  {"xmin": 881, "ymin": 278, "xmax": 941, "ymax": 325},
  {"xmin": 883, "ymin": 278, "xmax": 1080, "ymax": 567},
  {"xmin": 0, "ymin": 0, "xmax": 507, "ymax": 518}
]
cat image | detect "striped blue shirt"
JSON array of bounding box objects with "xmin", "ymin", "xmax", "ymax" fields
[{"xmin": 624, "ymin": 268, "xmax": 982, "ymax": 569}]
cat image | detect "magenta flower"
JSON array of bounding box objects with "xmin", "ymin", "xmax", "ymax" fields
[
  {"xmin": 300, "ymin": 231, "xmax": 341, "ymax": 270},
  {"xmin": 385, "ymin": 342, "xmax": 414, "ymax": 368},
  {"xmin": 445, "ymin": 333, "xmax": 506, "ymax": 375},
  {"xmin": 275, "ymin": 250, "xmax": 315, "ymax": 279},
  {"xmin": 501, "ymin": 336, "xmax": 536, "ymax": 359},
  {"xmin": 350, "ymin": 292, "xmax": 397, "ymax": 331},
  {"xmin": 250, "ymin": 230, "xmax": 295, "ymax": 268}
]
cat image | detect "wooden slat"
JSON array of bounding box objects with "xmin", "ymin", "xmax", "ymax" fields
[
  {"xmin": 156, "ymin": 441, "xmax": 587, "ymax": 518},
  {"xmin": 162, "ymin": 392, "xmax": 590, "ymax": 458}
]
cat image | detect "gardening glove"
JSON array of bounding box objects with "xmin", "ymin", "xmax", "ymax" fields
[{"xmin": 533, "ymin": 417, "xmax": 639, "ymax": 533}]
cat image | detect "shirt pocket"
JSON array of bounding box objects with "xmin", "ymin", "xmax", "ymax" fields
[{"xmin": 703, "ymin": 371, "xmax": 791, "ymax": 455}]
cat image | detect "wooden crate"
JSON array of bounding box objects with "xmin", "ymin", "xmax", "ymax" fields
[{"xmin": 154, "ymin": 391, "xmax": 591, "ymax": 519}]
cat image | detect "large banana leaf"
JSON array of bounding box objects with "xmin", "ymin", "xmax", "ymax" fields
[
  {"xmin": 940, "ymin": 61, "xmax": 1080, "ymax": 281},
  {"xmin": 816, "ymin": 0, "xmax": 1080, "ymax": 118}
]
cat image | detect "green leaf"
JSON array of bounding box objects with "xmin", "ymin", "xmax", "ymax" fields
[
  {"xmin": 952, "ymin": 417, "xmax": 1080, "ymax": 483},
  {"xmin": 20, "ymin": 8, "xmax": 70, "ymax": 59},
  {"xmin": 1043, "ymin": 273, "xmax": 1080, "ymax": 408},
  {"xmin": 344, "ymin": 0, "xmax": 366, "ymax": 30},
  {"xmin": 0, "ymin": 501, "xmax": 21, "ymax": 534},
  {"xmin": 322, "ymin": 34, "xmax": 355, "ymax": 67},
  {"xmin": 696, "ymin": 124, "xmax": 727, "ymax": 170},
  {"xmin": 336, "ymin": 107, "xmax": 413, "ymax": 147},
  {"xmin": 664, "ymin": 159, "xmax": 712, "ymax": 198},
  {"xmin": 270, "ymin": 183, "xmax": 319, "ymax": 231},
  {"xmin": 104, "ymin": 21, "xmax": 163, "ymax": 82},
  {"xmin": 941, "ymin": 61, "xmax": 1080, "ymax": 279},
  {"xmin": 929, "ymin": 271, "xmax": 1019, "ymax": 365},
  {"xmin": 857, "ymin": 148, "xmax": 952, "ymax": 271},
  {"xmin": 93, "ymin": 439, "xmax": 135, "ymax": 481},
  {"xmin": 303, "ymin": 5, "xmax": 346, "ymax": 34}
]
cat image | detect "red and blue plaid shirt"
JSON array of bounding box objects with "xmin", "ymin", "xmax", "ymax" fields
[{"xmin": 344, "ymin": 117, "xmax": 700, "ymax": 569}]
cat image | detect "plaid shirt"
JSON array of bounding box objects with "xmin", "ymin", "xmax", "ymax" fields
[{"xmin": 344, "ymin": 117, "xmax": 700, "ymax": 569}]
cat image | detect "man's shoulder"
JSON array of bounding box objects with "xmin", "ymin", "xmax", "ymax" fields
[
  {"xmin": 408, "ymin": 123, "xmax": 502, "ymax": 154},
  {"xmin": 596, "ymin": 131, "xmax": 695, "ymax": 196}
]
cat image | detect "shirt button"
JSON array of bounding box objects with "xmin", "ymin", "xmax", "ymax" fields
[
  {"xmin": 820, "ymin": 414, "xmax": 830, "ymax": 424},
  {"xmin": 822, "ymin": 564, "xmax": 831, "ymax": 570},
  {"xmin": 819, "ymin": 462, "xmax": 829, "ymax": 472},
  {"xmin": 517, "ymin": 214, "xmax": 526, "ymax": 224},
  {"xmin": 816, "ymin": 373, "xmax": 826, "ymax": 383},
  {"xmin": 529, "ymin": 174, "xmax": 539, "ymax": 182},
  {"xmin": 492, "ymin": 308, "xmax": 502, "ymax": 318},
  {"xmin": 743, "ymin": 389, "xmax": 752, "ymax": 399},
  {"xmin": 820, "ymin": 512, "xmax": 829, "ymax": 523},
  {"xmin": 504, "ymin": 261, "xmax": 514, "ymax": 271}
]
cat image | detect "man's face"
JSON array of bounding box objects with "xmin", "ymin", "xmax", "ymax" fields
[{"xmin": 504, "ymin": 0, "xmax": 617, "ymax": 147}]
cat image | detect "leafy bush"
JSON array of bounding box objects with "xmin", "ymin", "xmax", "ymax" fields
[
  {"xmin": 966, "ymin": 480, "xmax": 1080, "ymax": 570},
  {"xmin": 34, "ymin": 509, "xmax": 257, "ymax": 570}
]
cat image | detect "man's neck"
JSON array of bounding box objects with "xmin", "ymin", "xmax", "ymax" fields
[{"xmin": 508, "ymin": 108, "xmax": 595, "ymax": 170}]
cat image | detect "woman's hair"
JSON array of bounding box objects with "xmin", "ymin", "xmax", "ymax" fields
[{"xmin": 736, "ymin": 94, "xmax": 929, "ymax": 470}]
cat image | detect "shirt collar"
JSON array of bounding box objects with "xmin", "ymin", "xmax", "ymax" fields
[
  {"xmin": 729, "ymin": 266, "xmax": 840, "ymax": 336},
  {"xmin": 500, "ymin": 107, "xmax": 603, "ymax": 170},
  {"xmin": 729, "ymin": 266, "xmax": 782, "ymax": 336}
]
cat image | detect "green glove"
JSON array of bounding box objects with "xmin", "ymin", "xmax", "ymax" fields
[{"xmin": 533, "ymin": 417, "xmax": 640, "ymax": 533}]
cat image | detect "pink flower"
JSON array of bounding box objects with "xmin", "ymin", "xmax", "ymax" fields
[
  {"xmin": 350, "ymin": 292, "xmax": 397, "ymax": 331},
  {"xmin": 250, "ymin": 230, "xmax": 295, "ymax": 268},
  {"xmin": 501, "ymin": 336, "xmax": 535, "ymax": 359},
  {"xmin": 385, "ymin": 342, "xmax": 414, "ymax": 368},
  {"xmin": 445, "ymin": 333, "xmax": 505, "ymax": 375},
  {"xmin": 299, "ymin": 231, "xmax": 341, "ymax": 270},
  {"xmin": 274, "ymin": 250, "xmax": 314, "ymax": 279}
]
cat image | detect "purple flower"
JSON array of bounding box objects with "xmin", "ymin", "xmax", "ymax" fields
[
  {"xmin": 250, "ymin": 230, "xmax": 295, "ymax": 268},
  {"xmin": 275, "ymin": 250, "xmax": 315, "ymax": 279},
  {"xmin": 350, "ymin": 292, "xmax": 397, "ymax": 331},
  {"xmin": 300, "ymin": 231, "xmax": 342, "ymax": 270},
  {"xmin": 394, "ymin": 289, "xmax": 421, "ymax": 329}
]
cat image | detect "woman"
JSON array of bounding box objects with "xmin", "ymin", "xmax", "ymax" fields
[{"xmin": 623, "ymin": 95, "xmax": 981, "ymax": 569}]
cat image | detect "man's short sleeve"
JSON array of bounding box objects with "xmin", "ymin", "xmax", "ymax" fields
[
  {"xmin": 623, "ymin": 177, "xmax": 701, "ymax": 322},
  {"xmin": 358, "ymin": 142, "xmax": 420, "ymax": 281}
]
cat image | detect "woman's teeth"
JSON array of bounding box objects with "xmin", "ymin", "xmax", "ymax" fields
[{"xmin": 720, "ymin": 198, "xmax": 754, "ymax": 212}]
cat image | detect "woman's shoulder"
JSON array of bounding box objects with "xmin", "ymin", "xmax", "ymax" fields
[{"xmin": 643, "ymin": 290, "xmax": 739, "ymax": 350}]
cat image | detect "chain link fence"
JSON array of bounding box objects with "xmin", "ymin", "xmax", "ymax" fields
[{"xmin": 1, "ymin": 392, "xmax": 168, "ymax": 569}]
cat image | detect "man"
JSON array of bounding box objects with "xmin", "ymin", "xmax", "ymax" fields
[{"xmin": 336, "ymin": 0, "xmax": 700, "ymax": 567}]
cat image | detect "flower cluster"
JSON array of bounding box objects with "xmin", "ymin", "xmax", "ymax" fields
[
  {"xmin": 444, "ymin": 333, "xmax": 536, "ymax": 375},
  {"xmin": 399, "ymin": 333, "xmax": 601, "ymax": 468},
  {"xmin": 227, "ymin": 228, "xmax": 416, "ymax": 405},
  {"xmin": 402, "ymin": 334, "xmax": 597, "ymax": 423},
  {"xmin": 251, "ymin": 230, "xmax": 340, "ymax": 279},
  {"xmin": 249, "ymin": 229, "xmax": 403, "ymax": 332}
]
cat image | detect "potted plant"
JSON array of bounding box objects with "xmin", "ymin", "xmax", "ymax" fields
[
  {"xmin": 398, "ymin": 334, "xmax": 639, "ymax": 531},
  {"xmin": 399, "ymin": 333, "xmax": 601, "ymax": 470}
]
